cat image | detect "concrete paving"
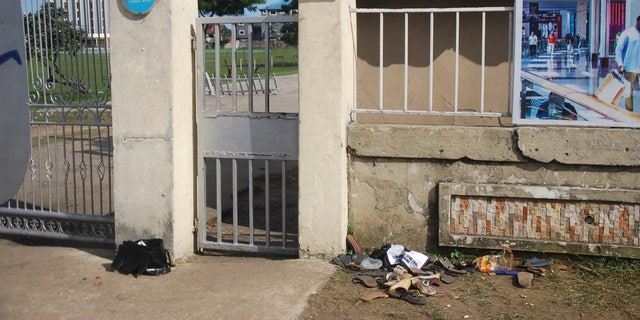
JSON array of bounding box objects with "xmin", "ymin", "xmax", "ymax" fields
[{"xmin": 0, "ymin": 238, "xmax": 335, "ymax": 320}]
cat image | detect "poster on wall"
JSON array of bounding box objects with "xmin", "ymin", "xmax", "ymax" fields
[
  {"xmin": 516, "ymin": 2, "xmax": 639, "ymax": 127},
  {"xmin": 0, "ymin": 2, "xmax": 30, "ymax": 203}
]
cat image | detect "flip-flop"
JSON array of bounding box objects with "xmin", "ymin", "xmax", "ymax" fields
[
  {"xmin": 389, "ymin": 291, "xmax": 426, "ymax": 305},
  {"xmin": 517, "ymin": 271, "xmax": 533, "ymax": 288},
  {"xmin": 388, "ymin": 278, "xmax": 412, "ymax": 295},
  {"xmin": 440, "ymin": 274, "xmax": 456, "ymax": 284},
  {"xmin": 438, "ymin": 257, "xmax": 467, "ymax": 275},
  {"xmin": 359, "ymin": 291, "xmax": 388, "ymax": 302},
  {"xmin": 352, "ymin": 275, "xmax": 378, "ymax": 288},
  {"xmin": 383, "ymin": 272, "xmax": 402, "ymax": 286},
  {"xmin": 520, "ymin": 257, "xmax": 552, "ymax": 268}
]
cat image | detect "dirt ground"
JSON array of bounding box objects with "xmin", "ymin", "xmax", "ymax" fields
[{"xmin": 299, "ymin": 251, "xmax": 640, "ymax": 320}]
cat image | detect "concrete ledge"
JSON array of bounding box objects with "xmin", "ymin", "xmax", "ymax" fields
[
  {"xmin": 439, "ymin": 182, "xmax": 640, "ymax": 258},
  {"xmin": 516, "ymin": 127, "xmax": 640, "ymax": 166},
  {"xmin": 348, "ymin": 124, "xmax": 524, "ymax": 162},
  {"xmin": 348, "ymin": 124, "xmax": 640, "ymax": 166}
]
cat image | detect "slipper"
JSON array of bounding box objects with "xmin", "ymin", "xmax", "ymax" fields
[
  {"xmin": 352, "ymin": 275, "xmax": 378, "ymax": 288},
  {"xmin": 383, "ymin": 272, "xmax": 402, "ymax": 286},
  {"xmin": 389, "ymin": 278, "xmax": 412, "ymax": 295},
  {"xmin": 389, "ymin": 291, "xmax": 426, "ymax": 305},
  {"xmin": 358, "ymin": 270, "xmax": 388, "ymax": 277},
  {"xmin": 520, "ymin": 257, "xmax": 551, "ymax": 268},
  {"xmin": 346, "ymin": 234, "xmax": 362, "ymax": 253},
  {"xmin": 408, "ymin": 268, "xmax": 434, "ymax": 276},
  {"xmin": 359, "ymin": 291, "xmax": 388, "ymax": 302},
  {"xmin": 393, "ymin": 265, "xmax": 412, "ymax": 279},
  {"xmin": 440, "ymin": 274, "xmax": 456, "ymax": 284},
  {"xmin": 517, "ymin": 271, "xmax": 533, "ymax": 288},
  {"xmin": 438, "ymin": 257, "xmax": 467, "ymax": 275},
  {"xmin": 526, "ymin": 266, "xmax": 546, "ymax": 275},
  {"xmin": 412, "ymin": 278, "xmax": 437, "ymax": 296},
  {"xmin": 425, "ymin": 278, "xmax": 442, "ymax": 287}
]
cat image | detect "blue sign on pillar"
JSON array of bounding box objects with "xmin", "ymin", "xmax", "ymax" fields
[{"xmin": 122, "ymin": 0, "xmax": 156, "ymax": 15}]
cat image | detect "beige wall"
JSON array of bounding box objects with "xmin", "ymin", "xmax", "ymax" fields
[{"xmin": 356, "ymin": 9, "xmax": 511, "ymax": 114}]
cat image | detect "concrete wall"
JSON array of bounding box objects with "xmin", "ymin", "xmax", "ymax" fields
[
  {"xmin": 110, "ymin": 1, "xmax": 197, "ymax": 259},
  {"xmin": 347, "ymin": 125, "xmax": 640, "ymax": 257}
]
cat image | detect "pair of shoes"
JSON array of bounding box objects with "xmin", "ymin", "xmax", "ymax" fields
[
  {"xmin": 389, "ymin": 291, "xmax": 426, "ymax": 305},
  {"xmin": 438, "ymin": 257, "xmax": 467, "ymax": 275}
]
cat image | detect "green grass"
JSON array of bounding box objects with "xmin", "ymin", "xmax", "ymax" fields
[
  {"xmin": 204, "ymin": 46, "xmax": 299, "ymax": 77},
  {"xmin": 26, "ymin": 51, "xmax": 111, "ymax": 105},
  {"xmin": 26, "ymin": 45, "xmax": 299, "ymax": 106}
]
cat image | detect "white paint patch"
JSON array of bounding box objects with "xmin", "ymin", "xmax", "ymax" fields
[{"xmin": 407, "ymin": 192, "xmax": 424, "ymax": 215}]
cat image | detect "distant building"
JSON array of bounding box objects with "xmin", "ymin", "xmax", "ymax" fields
[
  {"xmin": 236, "ymin": 0, "xmax": 297, "ymax": 41},
  {"xmin": 61, "ymin": 0, "xmax": 110, "ymax": 47}
]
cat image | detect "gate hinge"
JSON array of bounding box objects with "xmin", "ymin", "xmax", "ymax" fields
[
  {"xmin": 193, "ymin": 217, "xmax": 198, "ymax": 233},
  {"xmin": 190, "ymin": 25, "xmax": 197, "ymax": 52}
]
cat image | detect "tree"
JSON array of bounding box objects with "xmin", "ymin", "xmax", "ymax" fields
[
  {"xmin": 279, "ymin": 0, "xmax": 298, "ymax": 47},
  {"xmin": 198, "ymin": 0, "xmax": 265, "ymax": 17},
  {"xmin": 23, "ymin": 2, "xmax": 89, "ymax": 94}
]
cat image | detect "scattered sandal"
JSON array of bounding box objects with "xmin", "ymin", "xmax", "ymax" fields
[
  {"xmin": 359, "ymin": 290, "xmax": 388, "ymax": 302},
  {"xmin": 383, "ymin": 272, "xmax": 402, "ymax": 286},
  {"xmin": 520, "ymin": 257, "xmax": 552, "ymax": 268},
  {"xmin": 389, "ymin": 291, "xmax": 426, "ymax": 305},
  {"xmin": 440, "ymin": 274, "xmax": 456, "ymax": 284},
  {"xmin": 352, "ymin": 275, "xmax": 378, "ymax": 288},
  {"xmin": 438, "ymin": 257, "xmax": 467, "ymax": 275},
  {"xmin": 388, "ymin": 278, "xmax": 412, "ymax": 295},
  {"xmin": 412, "ymin": 278, "xmax": 437, "ymax": 296}
]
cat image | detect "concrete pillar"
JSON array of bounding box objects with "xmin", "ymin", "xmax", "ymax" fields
[
  {"xmin": 298, "ymin": 0, "xmax": 354, "ymax": 258},
  {"xmin": 110, "ymin": 1, "xmax": 197, "ymax": 259}
]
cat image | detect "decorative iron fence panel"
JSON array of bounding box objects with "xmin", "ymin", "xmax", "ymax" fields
[{"xmin": 0, "ymin": 0, "xmax": 114, "ymax": 244}]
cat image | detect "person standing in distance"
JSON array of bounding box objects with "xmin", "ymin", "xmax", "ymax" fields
[
  {"xmin": 547, "ymin": 31, "xmax": 557, "ymax": 55},
  {"xmin": 615, "ymin": 15, "xmax": 640, "ymax": 112},
  {"xmin": 528, "ymin": 31, "xmax": 538, "ymax": 57}
]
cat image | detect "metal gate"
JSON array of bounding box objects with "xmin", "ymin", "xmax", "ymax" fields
[
  {"xmin": 0, "ymin": 0, "xmax": 114, "ymax": 244},
  {"xmin": 195, "ymin": 15, "xmax": 299, "ymax": 256}
]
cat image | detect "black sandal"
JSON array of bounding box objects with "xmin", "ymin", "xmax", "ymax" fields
[
  {"xmin": 438, "ymin": 257, "xmax": 467, "ymax": 275},
  {"xmin": 389, "ymin": 291, "xmax": 426, "ymax": 305}
]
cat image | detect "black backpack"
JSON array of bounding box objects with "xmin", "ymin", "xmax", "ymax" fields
[{"xmin": 111, "ymin": 238, "xmax": 173, "ymax": 276}]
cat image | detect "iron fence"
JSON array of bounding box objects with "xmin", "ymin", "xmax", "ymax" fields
[{"xmin": 0, "ymin": 0, "xmax": 113, "ymax": 244}]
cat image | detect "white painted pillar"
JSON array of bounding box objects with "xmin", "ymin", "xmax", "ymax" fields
[
  {"xmin": 298, "ymin": 0, "xmax": 355, "ymax": 258},
  {"xmin": 110, "ymin": 0, "xmax": 197, "ymax": 259}
]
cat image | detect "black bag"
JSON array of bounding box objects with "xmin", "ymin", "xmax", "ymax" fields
[{"xmin": 111, "ymin": 238, "xmax": 173, "ymax": 276}]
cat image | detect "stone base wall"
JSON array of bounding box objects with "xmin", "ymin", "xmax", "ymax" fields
[{"xmin": 347, "ymin": 124, "xmax": 640, "ymax": 257}]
